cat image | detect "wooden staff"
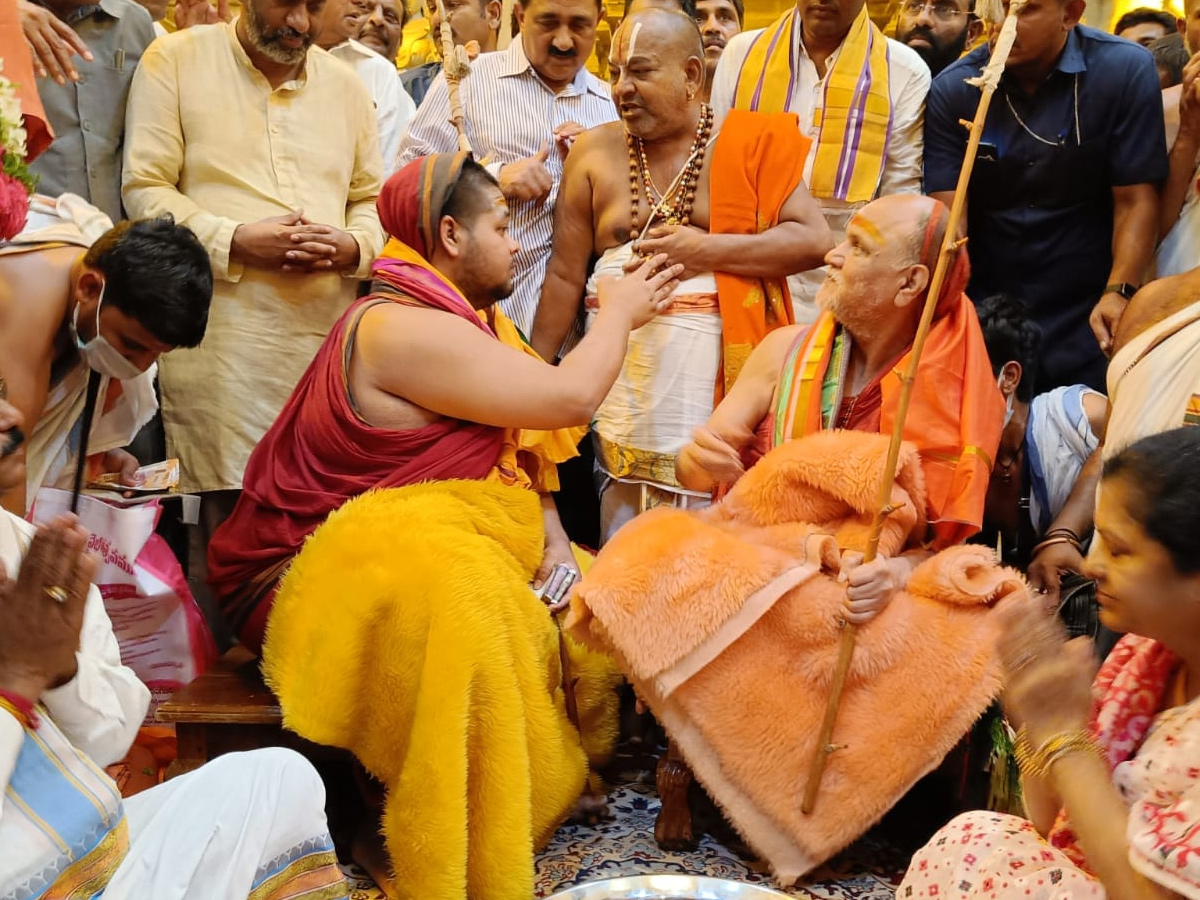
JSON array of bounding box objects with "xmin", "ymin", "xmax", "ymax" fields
[
  {"xmin": 436, "ymin": 0, "xmax": 473, "ymax": 153},
  {"xmin": 800, "ymin": 0, "xmax": 1026, "ymax": 815}
]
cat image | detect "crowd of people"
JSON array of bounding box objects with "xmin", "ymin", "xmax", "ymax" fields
[{"xmin": 2, "ymin": 0, "xmax": 1200, "ymax": 895}]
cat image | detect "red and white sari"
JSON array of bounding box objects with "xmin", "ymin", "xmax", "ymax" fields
[{"xmin": 900, "ymin": 634, "xmax": 1200, "ymax": 899}]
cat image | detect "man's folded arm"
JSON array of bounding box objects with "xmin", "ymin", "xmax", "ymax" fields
[{"xmin": 41, "ymin": 585, "xmax": 150, "ymax": 767}]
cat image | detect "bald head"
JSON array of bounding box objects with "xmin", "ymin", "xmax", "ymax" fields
[
  {"xmin": 614, "ymin": 6, "xmax": 705, "ymax": 65},
  {"xmin": 853, "ymin": 194, "xmax": 948, "ymax": 268},
  {"xmin": 816, "ymin": 193, "xmax": 960, "ymax": 345},
  {"xmin": 625, "ymin": 0, "xmax": 697, "ymax": 16}
]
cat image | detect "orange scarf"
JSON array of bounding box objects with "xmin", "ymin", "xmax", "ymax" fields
[
  {"xmin": 710, "ymin": 110, "xmax": 810, "ymax": 401},
  {"xmin": 775, "ymin": 212, "xmax": 1004, "ymax": 548}
]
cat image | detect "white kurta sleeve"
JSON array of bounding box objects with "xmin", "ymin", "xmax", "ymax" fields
[
  {"xmin": 41, "ymin": 584, "xmax": 150, "ymax": 768},
  {"xmin": 876, "ymin": 49, "xmax": 930, "ymax": 197},
  {"xmin": 344, "ymin": 85, "xmax": 386, "ymax": 280},
  {"xmin": 377, "ymin": 68, "xmax": 416, "ymax": 177}
]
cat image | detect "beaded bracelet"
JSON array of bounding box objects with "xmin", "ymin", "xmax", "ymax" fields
[
  {"xmin": 0, "ymin": 690, "xmax": 38, "ymax": 730},
  {"xmin": 1014, "ymin": 727, "xmax": 1102, "ymax": 779}
]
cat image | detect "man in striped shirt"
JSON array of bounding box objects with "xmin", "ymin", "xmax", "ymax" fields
[{"xmin": 398, "ymin": 0, "xmax": 617, "ymax": 339}]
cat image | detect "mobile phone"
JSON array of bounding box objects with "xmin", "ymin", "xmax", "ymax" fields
[{"xmin": 1, "ymin": 426, "xmax": 24, "ymax": 458}]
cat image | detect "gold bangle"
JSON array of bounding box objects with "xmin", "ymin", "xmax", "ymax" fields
[{"xmin": 1014, "ymin": 727, "xmax": 1102, "ymax": 779}]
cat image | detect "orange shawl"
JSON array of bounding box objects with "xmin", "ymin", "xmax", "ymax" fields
[
  {"xmin": 710, "ymin": 110, "xmax": 809, "ymax": 401},
  {"xmin": 774, "ymin": 212, "xmax": 1003, "ymax": 548}
]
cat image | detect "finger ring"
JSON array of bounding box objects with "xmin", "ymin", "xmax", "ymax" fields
[{"xmin": 44, "ymin": 585, "xmax": 68, "ymax": 604}]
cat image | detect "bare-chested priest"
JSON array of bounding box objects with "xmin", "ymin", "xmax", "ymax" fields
[
  {"xmin": 531, "ymin": 8, "xmax": 833, "ymax": 542},
  {"xmin": 676, "ymin": 193, "xmax": 1004, "ymax": 618},
  {"xmin": 0, "ymin": 200, "xmax": 212, "ymax": 514}
]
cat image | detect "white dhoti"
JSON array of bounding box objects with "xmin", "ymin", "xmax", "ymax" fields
[
  {"xmin": 106, "ymin": 748, "xmax": 346, "ymax": 899},
  {"xmin": 585, "ymin": 244, "xmax": 719, "ymax": 544},
  {"xmin": 1105, "ymin": 302, "xmax": 1200, "ymax": 460}
]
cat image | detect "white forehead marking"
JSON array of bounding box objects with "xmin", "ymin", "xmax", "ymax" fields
[{"xmin": 626, "ymin": 21, "xmax": 644, "ymax": 62}]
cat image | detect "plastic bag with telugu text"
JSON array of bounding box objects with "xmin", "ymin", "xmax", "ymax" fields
[{"xmin": 30, "ymin": 487, "xmax": 216, "ymax": 724}]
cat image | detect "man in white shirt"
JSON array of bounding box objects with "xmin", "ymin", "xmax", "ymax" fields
[
  {"xmin": 710, "ymin": 0, "xmax": 930, "ymax": 323},
  {"xmin": 318, "ymin": 0, "xmax": 416, "ymax": 175},
  {"xmin": 0, "ymin": 399, "xmax": 348, "ymax": 900},
  {"xmin": 398, "ymin": 0, "xmax": 617, "ymax": 340}
]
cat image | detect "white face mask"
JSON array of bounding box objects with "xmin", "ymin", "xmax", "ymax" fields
[
  {"xmin": 998, "ymin": 371, "xmax": 1015, "ymax": 429},
  {"xmin": 71, "ymin": 282, "xmax": 144, "ymax": 381}
]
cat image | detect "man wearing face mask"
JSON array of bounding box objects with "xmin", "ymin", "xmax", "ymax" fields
[{"xmin": 0, "ymin": 195, "xmax": 213, "ymax": 516}]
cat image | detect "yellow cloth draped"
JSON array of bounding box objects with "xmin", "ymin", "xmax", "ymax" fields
[
  {"xmin": 263, "ymin": 480, "xmax": 620, "ymax": 900},
  {"xmin": 732, "ymin": 6, "xmax": 892, "ymax": 203},
  {"xmin": 379, "ymin": 237, "xmax": 587, "ymax": 493}
]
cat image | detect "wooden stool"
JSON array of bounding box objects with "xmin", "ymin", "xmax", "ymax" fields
[{"xmin": 157, "ymin": 644, "xmax": 293, "ymax": 778}]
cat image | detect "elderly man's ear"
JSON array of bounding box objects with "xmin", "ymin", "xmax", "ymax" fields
[{"xmin": 894, "ymin": 263, "xmax": 932, "ymax": 309}]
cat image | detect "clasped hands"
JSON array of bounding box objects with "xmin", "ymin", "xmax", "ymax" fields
[
  {"xmin": 0, "ymin": 515, "xmax": 94, "ymax": 702},
  {"xmin": 232, "ymin": 210, "xmax": 360, "ymax": 274}
]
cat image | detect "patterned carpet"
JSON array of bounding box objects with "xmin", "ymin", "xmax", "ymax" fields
[{"xmin": 340, "ymin": 747, "xmax": 910, "ymax": 899}]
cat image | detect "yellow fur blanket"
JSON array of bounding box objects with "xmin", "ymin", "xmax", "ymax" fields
[
  {"xmin": 567, "ymin": 431, "xmax": 1024, "ymax": 884},
  {"xmin": 262, "ymin": 480, "xmax": 620, "ymax": 900}
]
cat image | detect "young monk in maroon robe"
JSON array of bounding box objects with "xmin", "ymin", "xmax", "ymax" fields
[{"xmin": 207, "ymin": 152, "xmax": 682, "ymax": 653}]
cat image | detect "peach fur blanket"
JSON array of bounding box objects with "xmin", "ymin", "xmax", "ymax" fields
[{"xmin": 566, "ymin": 430, "xmax": 1024, "ymax": 884}]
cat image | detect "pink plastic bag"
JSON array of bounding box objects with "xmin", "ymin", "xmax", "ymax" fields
[{"xmin": 31, "ymin": 487, "xmax": 217, "ymax": 723}]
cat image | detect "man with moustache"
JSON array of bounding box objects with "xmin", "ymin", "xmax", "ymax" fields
[
  {"xmin": 895, "ymin": 0, "xmax": 980, "ymax": 76},
  {"xmin": 924, "ymin": 0, "xmax": 1165, "ymax": 391},
  {"xmin": 710, "ymin": 0, "xmax": 931, "ymax": 324},
  {"xmin": 317, "ymin": 0, "xmax": 415, "ymax": 173},
  {"xmin": 400, "ymin": 0, "xmax": 501, "ymax": 106},
  {"xmin": 399, "ymin": 0, "xmax": 617, "ymax": 340},
  {"xmin": 693, "ymin": 0, "xmax": 741, "ymax": 101},
  {"xmin": 355, "ymin": 0, "xmax": 406, "ymax": 60},
  {"xmin": 122, "ymin": 0, "xmax": 384, "ymax": 607}
]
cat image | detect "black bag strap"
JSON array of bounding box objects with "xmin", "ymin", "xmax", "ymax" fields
[{"xmin": 70, "ymin": 369, "xmax": 102, "ymax": 514}]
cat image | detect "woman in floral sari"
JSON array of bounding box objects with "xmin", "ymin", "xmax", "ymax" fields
[{"xmin": 901, "ymin": 426, "xmax": 1200, "ymax": 900}]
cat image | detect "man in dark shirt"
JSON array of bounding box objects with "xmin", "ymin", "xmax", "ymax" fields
[
  {"xmin": 924, "ymin": 0, "xmax": 1165, "ymax": 392},
  {"xmin": 26, "ymin": 0, "xmax": 155, "ymax": 221}
]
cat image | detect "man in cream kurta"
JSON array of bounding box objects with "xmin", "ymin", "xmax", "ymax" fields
[{"xmin": 122, "ymin": 9, "xmax": 384, "ymax": 577}]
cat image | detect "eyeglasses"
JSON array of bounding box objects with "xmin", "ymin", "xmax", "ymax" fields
[{"xmin": 900, "ymin": 0, "xmax": 972, "ymax": 20}]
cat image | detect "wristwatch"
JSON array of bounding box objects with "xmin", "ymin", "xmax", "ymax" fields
[{"xmin": 1104, "ymin": 282, "xmax": 1139, "ymax": 302}]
